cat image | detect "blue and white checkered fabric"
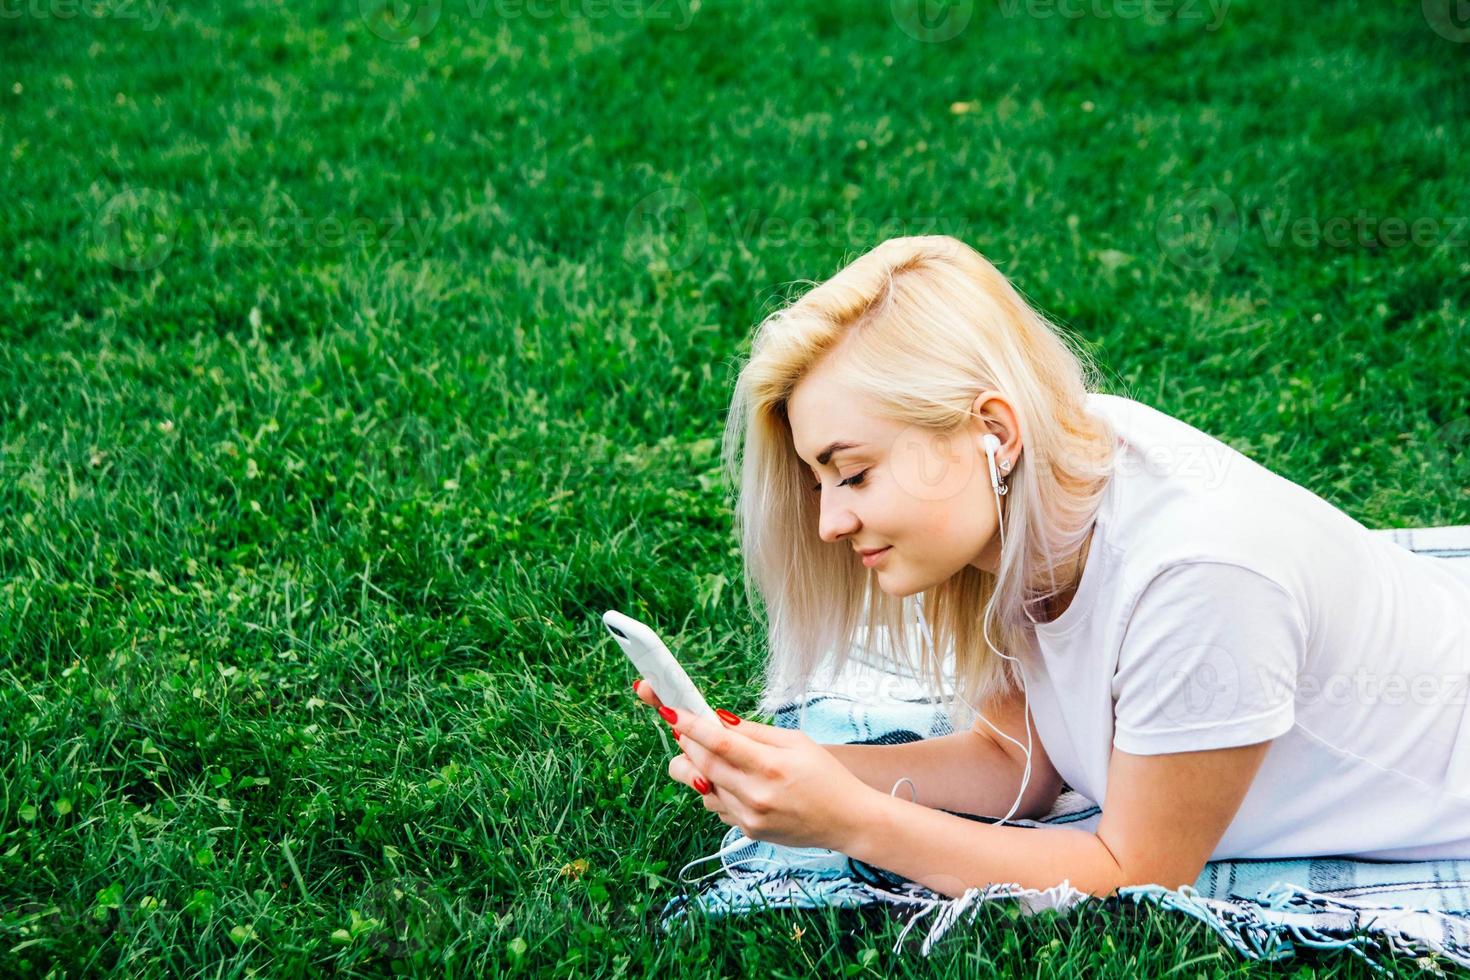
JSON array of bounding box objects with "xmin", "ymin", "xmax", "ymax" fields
[{"xmin": 659, "ymin": 525, "xmax": 1470, "ymax": 973}]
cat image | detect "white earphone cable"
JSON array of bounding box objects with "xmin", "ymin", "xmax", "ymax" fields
[{"xmin": 914, "ymin": 433, "xmax": 1034, "ymax": 827}]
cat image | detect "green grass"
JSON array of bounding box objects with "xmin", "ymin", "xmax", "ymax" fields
[{"xmin": 1, "ymin": 0, "xmax": 1468, "ymax": 975}]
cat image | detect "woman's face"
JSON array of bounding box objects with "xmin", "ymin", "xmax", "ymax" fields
[{"xmin": 786, "ymin": 360, "xmax": 1019, "ymax": 594}]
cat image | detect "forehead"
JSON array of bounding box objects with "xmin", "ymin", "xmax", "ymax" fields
[{"xmin": 786, "ymin": 367, "xmax": 882, "ymax": 463}]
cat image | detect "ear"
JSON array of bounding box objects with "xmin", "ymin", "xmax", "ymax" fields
[{"xmin": 969, "ymin": 389, "xmax": 1023, "ymax": 464}]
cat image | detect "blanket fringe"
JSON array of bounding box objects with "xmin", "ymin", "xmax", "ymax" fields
[
  {"xmin": 1116, "ymin": 882, "xmax": 1470, "ymax": 974},
  {"xmin": 894, "ymin": 878, "xmax": 1470, "ymax": 972},
  {"xmin": 892, "ymin": 879, "xmax": 1093, "ymax": 957},
  {"xmin": 662, "ymin": 861, "xmax": 1470, "ymax": 973}
]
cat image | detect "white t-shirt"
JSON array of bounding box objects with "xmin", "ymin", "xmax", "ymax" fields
[{"xmin": 1019, "ymin": 392, "xmax": 1470, "ymax": 861}]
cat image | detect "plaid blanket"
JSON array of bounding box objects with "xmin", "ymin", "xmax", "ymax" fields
[{"xmin": 659, "ymin": 524, "xmax": 1470, "ymax": 973}]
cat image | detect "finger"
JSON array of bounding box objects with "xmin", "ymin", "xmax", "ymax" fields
[
  {"xmin": 707, "ymin": 712, "xmax": 800, "ymax": 747},
  {"xmin": 667, "ymin": 753, "xmax": 708, "ymax": 789},
  {"xmin": 668, "ymin": 710, "xmax": 767, "ymax": 782},
  {"xmin": 670, "ymin": 755, "xmax": 731, "ymax": 814},
  {"xmin": 700, "ymin": 783, "xmax": 732, "ymax": 819},
  {"xmin": 632, "ymin": 679, "xmax": 665, "ymax": 710},
  {"xmin": 670, "ymin": 754, "xmax": 727, "ymax": 812}
]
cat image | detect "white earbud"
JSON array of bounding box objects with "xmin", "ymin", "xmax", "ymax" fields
[
  {"xmin": 981, "ymin": 433, "xmax": 1002, "ymax": 492},
  {"xmin": 981, "ymin": 433, "xmax": 1011, "ymax": 499},
  {"xmin": 979, "ymin": 433, "xmax": 1010, "ymax": 544}
]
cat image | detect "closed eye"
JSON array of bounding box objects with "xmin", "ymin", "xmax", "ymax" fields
[{"xmin": 810, "ymin": 469, "xmax": 869, "ymax": 492}]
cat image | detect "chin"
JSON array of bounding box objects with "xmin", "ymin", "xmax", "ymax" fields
[
  {"xmin": 878, "ymin": 560, "xmax": 966, "ymax": 598},
  {"xmin": 874, "ymin": 572, "xmax": 924, "ymax": 599}
]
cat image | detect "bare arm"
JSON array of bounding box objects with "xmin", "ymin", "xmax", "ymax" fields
[
  {"xmin": 822, "ymin": 684, "xmax": 1063, "ymax": 820},
  {"xmin": 839, "ymin": 740, "xmax": 1274, "ymax": 898},
  {"xmin": 660, "ymin": 692, "xmax": 1274, "ymax": 899}
]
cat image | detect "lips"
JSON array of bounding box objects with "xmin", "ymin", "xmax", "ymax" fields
[{"xmin": 856, "ymin": 547, "xmax": 888, "ymax": 557}]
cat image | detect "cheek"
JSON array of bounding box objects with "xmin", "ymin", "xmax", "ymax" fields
[
  {"xmin": 887, "ymin": 490, "xmax": 954, "ymax": 538},
  {"xmin": 923, "ymin": 498, "xmax": 978, "ymax": 545},
  {"xmin": 920, "ymin": 506, "xmax": 950, "ymax": 537}
]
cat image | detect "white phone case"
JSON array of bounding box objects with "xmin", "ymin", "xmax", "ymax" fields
[{"xmin": 603, "ymin": 609, "xmax": 717, "ymax": 719}]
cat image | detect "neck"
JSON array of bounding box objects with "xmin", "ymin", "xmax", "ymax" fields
[{"xmin": 1036, "ymin": 523, "xmax": 1095, "ymax": 623}]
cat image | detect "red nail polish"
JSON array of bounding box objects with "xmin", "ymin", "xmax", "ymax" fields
[
  {"xmin": 658, "ymin": 705, "xmax": 677, "ymax": 725},
  {"xmin": 715, "ymin": 708, "xmax": 741, "ymax": 726},
  {"xmin": 632, "ymin": 679, "xmax": 640, "ymax": 692},
  {"xmin": 673, "ymin": 731, "xmax": 681, "ymax": 741},
  {"xmin": 694, "ymin": 777, "xmax": 713, "ymax": 794}
]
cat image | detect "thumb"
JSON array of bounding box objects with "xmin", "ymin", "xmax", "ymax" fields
[{"xmin": 714, "ymin": 709, "xmax": 798, "ymax": 745}]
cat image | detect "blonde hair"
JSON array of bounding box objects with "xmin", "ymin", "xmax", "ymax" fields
[{"xmin": 719, "ymin": 235, "xmax": 1119, "ymax": 730}]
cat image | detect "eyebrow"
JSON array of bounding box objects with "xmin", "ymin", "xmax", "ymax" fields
[{"xmin": 811, "ymin": 441, "xmax": 861, "ymax": 466}]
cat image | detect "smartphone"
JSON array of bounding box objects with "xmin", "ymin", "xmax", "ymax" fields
[{"xmin": 603, "ymin": 610, "xmax": 718, "ymax": 720}]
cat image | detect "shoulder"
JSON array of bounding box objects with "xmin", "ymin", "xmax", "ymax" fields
[
  {"xmin": 1092, "ymin": 397, "xmax": 1308, "ymax": 590},
  {"xmin": 1112, "ymin": 560, "xmax": 1305, "ymax": 755},
  {"xmin": 1113, "ymin": 561, "xmax": 1307, "ymax": 710},
  {"xmin": 1124, "ymin": 560, "xmax": 1300, "ymax": 630}
]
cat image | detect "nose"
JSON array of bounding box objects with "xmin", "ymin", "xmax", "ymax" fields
[{"xmin": 817, "ymin": 491, "xmax": 860, "ymax": 544}]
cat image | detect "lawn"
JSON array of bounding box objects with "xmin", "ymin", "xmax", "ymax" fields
[{"xmin": 1, "ymin": 0, "xmax": 1467, "ymax": 975}]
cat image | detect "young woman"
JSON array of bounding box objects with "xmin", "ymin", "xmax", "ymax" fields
[{"xmin": 632, "ymin": 235, "xmax": 1470, "ymax": 900}]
